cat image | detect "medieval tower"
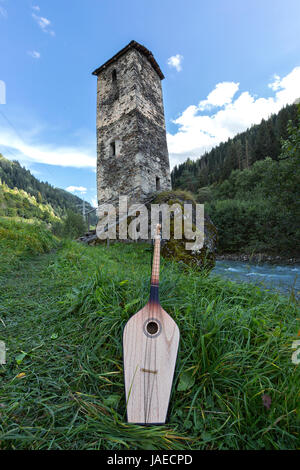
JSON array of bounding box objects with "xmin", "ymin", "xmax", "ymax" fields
[{"xmin": 92, "ymin": 40, "xmax": 171, "ymax": 204}]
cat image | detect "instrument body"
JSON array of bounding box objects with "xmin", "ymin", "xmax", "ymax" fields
[{"xmin": 123, "ymin": 225, "xmax": 180, "ymax": 424}]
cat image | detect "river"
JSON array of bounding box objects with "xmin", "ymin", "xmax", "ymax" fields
[{"xmin": 212, "ymin": 260, "xmax": 300, "ymax": 296}]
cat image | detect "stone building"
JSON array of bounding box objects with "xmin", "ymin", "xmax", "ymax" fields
[{"xmin": 92, "ymin": 40, "xmax": 171, "ymax": 204}]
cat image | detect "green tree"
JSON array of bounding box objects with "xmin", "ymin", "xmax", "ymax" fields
[{"xmin": 61, "ymin": 210, "xmax": 87, "ymax": 239}]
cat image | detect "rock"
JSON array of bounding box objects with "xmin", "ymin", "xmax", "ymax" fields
[
  {"xmin": 150, "ymin": 190, "xmax": 217, "ymax": 271},
  {"xmin": 77, "ymin": 229, "xmax": 98, "ymax": 244}
]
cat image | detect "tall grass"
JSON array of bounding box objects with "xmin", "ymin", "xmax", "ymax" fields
[
  {"xmin": 0, "ymin": 236, "xmax": 299, "ymax": 449},
  {"xmin": 0, "ymin": 216, "xmax": 58, "ymax": 273}
]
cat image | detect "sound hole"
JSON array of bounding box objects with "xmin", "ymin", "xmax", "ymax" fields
[
  {"xmin": 143, "ymin": 318, "xmax": 161, "ymax": 338},
  {"xmin": 146, "ymin": 321, "xmax": 159, "ymax": 335}
]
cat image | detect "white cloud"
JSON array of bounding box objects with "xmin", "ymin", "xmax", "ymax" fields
[
  {"xmin": 32, "ymin": 5, "xmax": 40, "ymax": 11},
  {"xmin": 32, "ymin": 13, "xmax": 55, "ymax": 36},
  {"xmin": 0, "ymin": 126, "xmax": 96, "ymax": 169},
  {"xmin": 30, "ymin": 169, "xmax": 42, "ymax": 176},
  {"xmin": 0, "ymin": 110, "xmax": 96, "ymax": 169},
  {"xmin": 167, "ymin": 66, "xmax": 300, "ymax": 168},
  {"xmin": 27, "ymin": 50, "xmax": 41, "ymax": 59},
  {"xmin": 199, "ymin": 81, "xmax": 240, "ymax": 110},
  {"xmin": 0, "ymin": 80, "xmax": 6, "ymax": 104},
  {"xmin": 32, "ymin": 14, "xmax": 49, "ymax": 29},
  {"xmin": 167, "ymin": 54, "xmax": 183, "ymax": 72},
  {"xmin": 268, "ymin": 74, "xmax": 281, "ymax": 91},
  {"xmin": 91, "ymin": 196, "xmax": 97, "ymax": 207},
  {"xmin": 0, "ymin": 6, "xmax": 7, "ymax": 18},
  {"xmin": 66, "ymin": 186, "xmax": 87, "ymax": 194}
]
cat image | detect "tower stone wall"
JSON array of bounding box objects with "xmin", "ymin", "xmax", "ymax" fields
[{"xmin": 92, "ymin": 41, "xmax": 171, "ymax": 204}]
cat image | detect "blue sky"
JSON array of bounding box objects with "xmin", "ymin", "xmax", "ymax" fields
[{"xmin": 0, "ymin": 0, "xmax": 300, "ymax": 205}]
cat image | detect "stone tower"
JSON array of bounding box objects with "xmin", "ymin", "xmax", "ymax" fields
[{"xmin": 92, "ymin": 40, "xmax": 171, "ymax": 204}]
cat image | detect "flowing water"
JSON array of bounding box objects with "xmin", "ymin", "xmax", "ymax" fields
[{"xmin": 212, "ymin": 260, "xmax": 300, "ymax": 296}]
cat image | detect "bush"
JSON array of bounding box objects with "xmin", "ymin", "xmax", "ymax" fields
[
  {"xmin": 52, "ymin": 210, "xmax": 87, "ymax": 239},
  {"xmin": 205, "ymin": 197, "xmax": 298, "ymax": 254}
]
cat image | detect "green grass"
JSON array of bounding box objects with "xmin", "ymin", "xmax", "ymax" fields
[
  {"xmin": 0, "ymin": 218, "xmax": 299, "ymax": 450},
  {"xmin": 0, "ymin": 216, "xmax": 58, "ymax": 273}
]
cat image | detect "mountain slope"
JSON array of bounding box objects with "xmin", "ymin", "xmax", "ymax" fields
[
  {"xmin": 0, "ymin": 154, "xmax": 96, "ymax": 221},
  {"xmin": 171, "ymin": 103, "xmax": 298, "ymax": 191}
]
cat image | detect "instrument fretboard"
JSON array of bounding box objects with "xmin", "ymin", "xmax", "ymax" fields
[{"xmin": 151, "ymin": 235, "xmax": 161, "ymax": 286}]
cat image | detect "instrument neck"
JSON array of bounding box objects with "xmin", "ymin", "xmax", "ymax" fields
[{"xmin": 150, "ymin": 236, "xmax": 160, "ymax": 303}]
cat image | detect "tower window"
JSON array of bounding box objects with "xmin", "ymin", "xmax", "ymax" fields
[
  {"xmin": 110, "ymin": 141, "xmax": 116, "ymax": 156},
  {"xmin": 156, "ymin": 177, "xmax": 160, "ymax": 191},
  {"xmin": 112, "ymin": 69, "xmax": 117, "ymax": 82}
]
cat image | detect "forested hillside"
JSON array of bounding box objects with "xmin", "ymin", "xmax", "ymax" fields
[
  {"xmin": 0, "ymin": 182, "xmax": 59, "ymax": 222},
  {"xmin": 0, "ymin": 154, "xmax": 95, "ymax": 219},
  {"xmin": 172, "ymin": 104, "xmax": 300, "ymax": 256},
  {"xmin": 171, "ymin": 103, "xmax": 298, "ymax": 191}
]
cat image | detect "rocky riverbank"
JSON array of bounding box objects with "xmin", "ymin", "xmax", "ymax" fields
[
  {"xmin": 79, "ymin": 233, "xmax": 300, "ymax": 266},
  {"xmin": 216, "ymin": 252, "xmax": 300, "ymax": 265}
]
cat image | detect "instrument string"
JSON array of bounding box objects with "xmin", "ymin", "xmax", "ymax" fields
[
  {"xmin": 143, "ymin": 236, "xmax": 154, "ymax": 421},
  {"xmin": 145, "ymin": 229, "xmax": 160, "ymax": 421},
  {"xmin": 145, "ymin": 237, "xmax": 155, "ymax": 421}
]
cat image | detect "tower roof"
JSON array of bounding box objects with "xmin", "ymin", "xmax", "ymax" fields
[{"xmin": 92, "ymin": 40, "xmax": 164, "ymax": 80}]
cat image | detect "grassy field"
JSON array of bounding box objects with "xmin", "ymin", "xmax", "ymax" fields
[{"xmin": 0, "ymin": 217, "xmax": 299, "ymax": 450}]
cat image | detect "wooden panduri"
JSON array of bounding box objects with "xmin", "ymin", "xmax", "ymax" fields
[{"xmin": 123, "ymin": 225, "xmax": 180, "ymax": 424}]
